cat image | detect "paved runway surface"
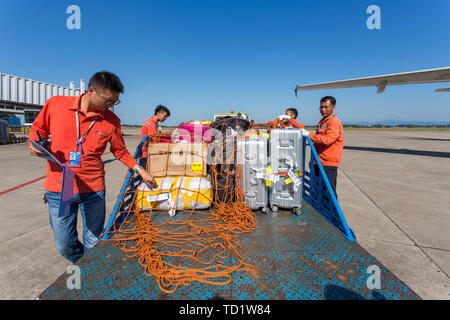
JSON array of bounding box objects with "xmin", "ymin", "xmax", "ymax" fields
[{"xmin": 0, "ymin": 129, "xmax": 448, "ymax": 299}]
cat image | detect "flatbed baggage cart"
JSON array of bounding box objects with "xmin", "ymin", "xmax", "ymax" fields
[{"xmin": 38, "ymin": 137, "xmax": 420, "ymax": 300}]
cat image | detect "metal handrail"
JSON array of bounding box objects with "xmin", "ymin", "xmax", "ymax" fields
[
  {"xmin": 302, "ymin": 136, "xmax": 356, "ymax": 241},
  {"xmin": 100, "ymin": 136, "xmax": 147, "ymax": 240}
]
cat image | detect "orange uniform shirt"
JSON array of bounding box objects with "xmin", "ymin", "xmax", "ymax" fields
[
  {"xmin": 29, "ymin": 94, "xmax": 137, "ymax": 193},
  {"xmin": 140, "ymin": 116, "xmax": 160, "ymax": 158},
  {"xmin": 266, "ymin": 118, "xmax": 305, "ymax": 128},
  {"xmin": 140, "ymin": 116, "xmax": 159, "ymax": 140},
  {"xmin": 308, "ymin": 114, "xmax": 344, "ymax": 167},
  {"xmin": 289, "ymin": 118, "xmax": 305, "ymax": 129}
]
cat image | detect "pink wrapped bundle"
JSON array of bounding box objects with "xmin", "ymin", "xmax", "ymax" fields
[{"xmin": 177, "ymin": 123, "xmax": 213, "ymax": 143}]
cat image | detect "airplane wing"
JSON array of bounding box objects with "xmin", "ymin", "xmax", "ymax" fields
[{"xmin": 294, "ymin": 67, "xmax": 450, "ymax": 95}]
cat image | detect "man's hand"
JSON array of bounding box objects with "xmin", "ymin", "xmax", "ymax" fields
[
  {"xmin": 300, "ymin": 129, "xmax": 310, "ymax": 137},
  {"xmin": 277, "ymin": 114, "xmax": 291, "ymax": 121},
  {"xmin": 28, "ymin": 141, "xmax": 47, "ymax": 157},
  {"xmin": 133, "ymin": 165, "xmax": 157, "ymax": 188}
]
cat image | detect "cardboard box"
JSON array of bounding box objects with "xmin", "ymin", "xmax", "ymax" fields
[{"xmin": 147, "ymin": 142, "xmax": 208, "ymax": 177}]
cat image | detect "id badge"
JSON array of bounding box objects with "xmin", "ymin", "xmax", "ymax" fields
[{"xmin": 68, "ymin": 152, "xmax": 81, "ymax": 167}]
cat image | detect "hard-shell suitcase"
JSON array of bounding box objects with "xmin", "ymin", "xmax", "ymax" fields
[
  {"xmin": 236, "ymin": 137, "xmax": 268, "ymax": 213},
  {"xmin": 268, "ymin": 128, "xmax": 304, "ymax": 214}
]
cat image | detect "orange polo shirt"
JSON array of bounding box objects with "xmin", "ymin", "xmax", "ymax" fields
[
  {"xmin": 29, "ymin": 94, "xmax": 137, "ymax": 193},
  {"xmin": 140, "ymin": 116, "xmax": 160, "ymax": 158},
  {"xmin": 308, "ymin": 113, "xmax": 344, "ymax": 167},
  {"xmin": 289, "ymin": 118, "xmax": 305, "ymax": 129},
  {"xmin": 140, "ymin": 116, "xmax": 159, "ymax": 140},
  {"xmin": 266, "ymin": 118, "xmax": 305, "ymax": 128}
]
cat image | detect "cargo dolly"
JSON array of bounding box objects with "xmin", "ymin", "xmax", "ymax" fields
[{"xmin": 38, "ymin": 136, "xmax": 420, "ymax": 300}]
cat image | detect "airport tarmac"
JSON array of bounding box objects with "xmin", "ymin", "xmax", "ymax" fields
[{"xmin": 0, "ymin": 129, "xmax": 449, "ymax": 300}]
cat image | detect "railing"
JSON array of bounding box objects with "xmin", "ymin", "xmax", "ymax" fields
[
  {"xmin": 100, "ymin": 137, "xmax": 147, "ymax": 240},
  {"xmin": 302, "ymin": 136, "xmax": 356, "ymax": 241}
]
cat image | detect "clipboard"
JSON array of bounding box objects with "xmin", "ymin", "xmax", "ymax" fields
[{"xmin": 30, "ymin": 140, "xmax": 75, "ymax": 217}]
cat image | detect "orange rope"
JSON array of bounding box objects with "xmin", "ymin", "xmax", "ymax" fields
[
  {"xmin": 102, "ymin": 130, "xmax": 257, "ymax": 294},
  {"xmin": 271, "ymin": 118, "xmax": 289, "ymax": 129}
]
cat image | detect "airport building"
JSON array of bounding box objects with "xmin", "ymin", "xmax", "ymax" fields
[{"xmin": 0, "ymin": 72, "xmax": 85, "ymax": 125}]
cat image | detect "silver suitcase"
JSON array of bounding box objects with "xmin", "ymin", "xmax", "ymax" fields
[
  {"xmin": 236, "ymin": 137, "xmax": 268, "ymax": 213},
  {"xmin": 268, "ymin": 128, "xmax": 304, "ymax": 214}
]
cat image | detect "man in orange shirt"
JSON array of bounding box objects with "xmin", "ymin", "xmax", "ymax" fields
[
  {"xmin": 300, "ymin": 96, "xmax": 344, "ymax": 198},
  {"xmin": 140, "ymin": 105, "xmax": 171, "ymax": 140},
  {"xmin": 29, "ymin": 71, "xmax": 156, "ymax": 263}
]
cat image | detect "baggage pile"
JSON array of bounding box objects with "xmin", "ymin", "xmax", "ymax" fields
[
  {"xmin": 107, "ymin": 117, "xmax": 304, "ymax": 293},
  {"xmin": 0, "ymin": 121, "xmax": 29, "ymax": 144}
]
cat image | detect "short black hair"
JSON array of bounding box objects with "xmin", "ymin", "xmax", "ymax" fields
[
  {"xmin": 286, "ymin": 108, "xmax": 298, "ymax": 119},
  {"xmin": 154, "ymin": 105, "xmax": 171, "ymax": 117},
  {"xmin": 320, "ymin": 96, "xmax": 336, "ymax": 106},
  {"xmin": 88, "ymin": 71, "xmax": 124, "ymax": 94}
]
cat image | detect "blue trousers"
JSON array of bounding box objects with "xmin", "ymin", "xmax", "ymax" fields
[
  {"xmin": 314, "ymin": 164, "xmax": 338, "ymax": 200},
  {"xmin": 46, "ymin": 190, "xmax": 106, "ymax": 264}
]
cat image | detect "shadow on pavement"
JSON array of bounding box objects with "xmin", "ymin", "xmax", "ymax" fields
[{"xmin": 344, "ymin": 146, "xmax": 450, "ymax": 159}]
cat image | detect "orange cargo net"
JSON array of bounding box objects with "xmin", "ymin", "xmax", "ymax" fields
[{"xmin": 101, "ymin": 130, "xmax": 256, "ymax": 294}]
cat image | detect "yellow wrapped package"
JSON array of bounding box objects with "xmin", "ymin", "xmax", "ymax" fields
[
  {"xmin": 135, "ymin": 176, "xmax": 212, "ymax": 216},
  {"xmin": 188, "ymin": 120, "xmax": 213, "ymax": 125}
]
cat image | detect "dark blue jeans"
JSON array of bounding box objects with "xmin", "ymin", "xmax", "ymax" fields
[
  {"xmin": 46, "ymin": 190, "xmax": 106, "ymax": 264},
  {"xmin": 314, "ymin": 164, "xmax": 338, "ymax": 199}
]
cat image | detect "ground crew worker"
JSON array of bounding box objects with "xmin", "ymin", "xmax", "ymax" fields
[
  {"xmin": 140, "ymin": 105, "xmax": 171, "ymax": 140},
  {"xmin": 300, "ymin": 96, "xmax": 344, "ymax": 198},
  {"xmin": 28, "ymin": 71, "xmax": 156, "ymax": 264},
  {"xmin": 268, "ymin": 107, "xmax": 305, "ymax": 128}
]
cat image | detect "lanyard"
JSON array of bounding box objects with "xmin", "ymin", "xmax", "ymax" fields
[
  {"xmin": 316, "ymin": 114, "xmax": 335, "ymax": 131},
  {"xmin": 75, "ymin": 110, "xmax": 98, "ymax": 156}
]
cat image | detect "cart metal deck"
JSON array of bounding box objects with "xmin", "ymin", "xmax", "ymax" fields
[{"xmin": 37, "ymin": 136, "xmax": 420, "ymax": 300}]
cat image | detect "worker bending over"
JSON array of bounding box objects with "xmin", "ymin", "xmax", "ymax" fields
[
  {"xmin": 268, "ymin": 107, "xmax": 305, "ymax": 128},
  {"xmin": 140, "ymin": 105, "xmax": 171, "ymax": 140},
  {"xmin": 300, "ymin": 96, "xmax": 344, "ymax": 198}
]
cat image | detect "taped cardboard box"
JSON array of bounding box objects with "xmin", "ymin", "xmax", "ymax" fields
[
  {"xmin": 147, "ymin": 142, "xmax": 208, "ymax": 177},
  {"xmin": 135, "ymin": 176, "xmax": 212, "ymax": 216}
]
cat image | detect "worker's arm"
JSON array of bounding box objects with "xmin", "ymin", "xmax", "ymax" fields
[
  {"xmin": 289, "ymin": 118, "xmax": 305, "ymax": 129},
  {"xmin": 110, "ymin": 124, "xmax": 138, "ymax": 168},
  {"xmin": 132, "ymin": 164, "xmax": 156, "ymax": 188},
  {"xmin": 140, "ymin": 123, "xmax": 148, "ymax": 141},
  {"xmin": 111, "ymin": 124, "xmax": 156, "ymax": 187},
  {"xmin": 28, "ymin": 99, "xmax": 52, "ymax": 157},
  {"xmin": 140, "ymin": 118, "xmax": 158, "ymax": 140},
  {"xmin": 308, "ymin": 120, "xmax": 341, "ymax": 146}
]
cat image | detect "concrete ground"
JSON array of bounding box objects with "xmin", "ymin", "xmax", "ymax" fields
[
  {"xmin": 0, "ymin": 129, "xmax": 448, "ymax": 300},
  {"xmin": 337, "ymin": 130, "xmax": 450, "ymax": 300}
]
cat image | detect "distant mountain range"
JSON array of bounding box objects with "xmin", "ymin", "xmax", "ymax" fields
[{"xmin": 341, "ymin": 120, "xmax": 450, "ymax": 126}]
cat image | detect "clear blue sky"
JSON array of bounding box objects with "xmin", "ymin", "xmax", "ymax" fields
[{"xmin": 0, "ymin": 0, "xmax": 449, "ymax": 125}]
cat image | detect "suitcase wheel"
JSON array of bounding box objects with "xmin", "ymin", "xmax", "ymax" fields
[
  {"xmin": 261, "ymin": 207, "xmax": 267, "ymax": 214},
  {"xmin": 292, "ymin": 207, "xmax": 301, "ymax": 215},
  {"xmin": 270, "ymin": 205, "xmax": 278, "ymax": 212}
]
